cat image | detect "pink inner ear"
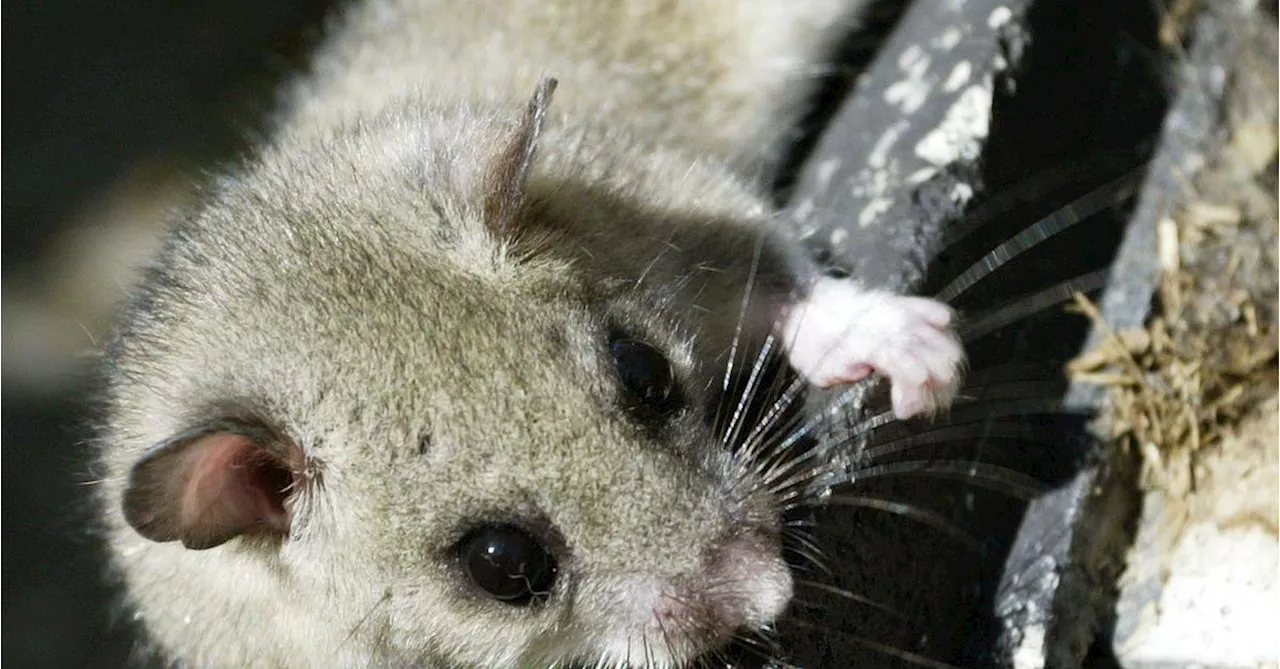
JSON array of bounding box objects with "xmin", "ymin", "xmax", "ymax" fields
[{"xmin": 178, "ymin": 433, "xmax": 294, "ymax": 548}]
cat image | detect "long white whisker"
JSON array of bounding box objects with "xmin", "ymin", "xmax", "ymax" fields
[
  {"xmin": 792, "ymin": 578, "xmax": 906, "ymax": 618},
  {"xmin": 935, "ymin": 170, "xmax": 1142, "ymax": 304},
  {"xmin": 736, "ymin": 372, "xmax": 810, "ymax": 465},
  {"xmin": 824, "ymin": 494, "xmax": 981, "ymax": 551},
  {"xmin": 859, "ymin": 420, "xmax": 1043, "ymax": 462},
  {"xmin": 940, "ymin": 161, "xmax": 1144, "ymax": 249},
  {"xmin": 721, "ymin": 334, "xmax": 776, "ymax": 452},
  {"xmin": 959, "ymin": 268, "xmax": 1111, "ymax": 342},
  {"xmin": 836, "ymin": 459, "xmax": 1048, "ymax": 498},
  {"xmin": 782, "ymin": 617, "xmax": 963, "ymax": 669},
  {"xmin": 720, "ymin": 228, "xmax": 767, "ymax": 393}
]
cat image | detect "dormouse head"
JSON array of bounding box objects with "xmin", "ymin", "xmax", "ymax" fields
[{"xmin": 103, "ymin": 80, "xmax": 808, "ymax": 668}]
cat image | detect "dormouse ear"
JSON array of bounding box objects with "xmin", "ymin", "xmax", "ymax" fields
[
  {"xmin": 121, "ymin": 419, "xmax": 307, "ymax": 550},
  {"xmin": 483, "ymin": 76, "xmax": 558, "ymax": 242}
]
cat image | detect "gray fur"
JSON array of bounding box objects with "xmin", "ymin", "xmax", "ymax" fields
[{"xmin": 96, "ymin": 1, "xmax": 865, "ymax": 667}]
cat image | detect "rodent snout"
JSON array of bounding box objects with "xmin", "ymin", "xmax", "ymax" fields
[
  {"xmin": 699, "ymin": 532, "xmax": 794, "ymax": 628},
  {"xmin": 608, "ymin": 530, "xmax": 793, "ymax": 638}
]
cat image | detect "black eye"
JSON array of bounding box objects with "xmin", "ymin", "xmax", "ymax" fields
[
  {"xmin": 459, "ymin": 524, "xmax": 556, "ymax": 605},
  {"xmin": 610, "ymin": 337, "xmax": 679, "ymax": 412}
]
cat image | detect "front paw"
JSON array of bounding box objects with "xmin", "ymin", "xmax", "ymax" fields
[{"xmin": 778, "ymin": 278, "xmax": 964, "ymax": 420}]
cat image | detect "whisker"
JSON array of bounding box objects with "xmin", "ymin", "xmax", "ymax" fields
[
  {"xmin": 716, "ymin": 228, "xmax": 768, "ymax": 439},
  {"xmin": 634, "ymin": 232, "xmax": 677, "ymax": 291},
  {"xmin": 770, "ymin": 389, "xmax": 1079, "ymax": 503},
  {"xmin": 934, "ymin": 169, "xmax": 1143, "ymax": 304},
  {"xmin": 837, "ymin": 397, "xmax": 1076, "ymax": 443},
  {"xmin": 737, "ymin": 383, "xmax": 828, "ymax": 491},
  {"xmin": 956, "ymin": 378, "xmax": 1070, "ymax": 402},
  {"xmin": 750, "ymin": 427, "xmax": 822, "ymax": 490},
  {"xmin": 963, "ymin": 360, "xmax": 1070, "ymax": 385},
  {"xmin": 341, "ymin": 586, "xmax": 391, "ymax": 649},
  {"xmin": 781, "ymin": 527, "xmax": 831, "ymax": 575},
  {"xmin": 761, "ymin": 425, "xmax": 855, "ymax": 497},
  {"xmin": 768, "ymin": 457, "xmax": 831, "ymax": 501},
  {"xmin": 726, "ymin": 632, "xmax": 793, "ymax": 668},
  {"xmin": 823, "ymin": 494, "xmax": 981, "ymax": 551},
  {"xmin": 782, "ymin": 617, "xmax": 963, "ymax": 669},
  {"xmin": 939, "ymin": 159, "xmax": 1144, "ymax": 249},
  {"xmin": 721, "ymin": 334, "xmax": 777, "ymax": 453},
  {"xmin": 775, "ymin": 385, "xmax": 870, "ymax": 453},
  {"xmin": 859, "ymin": 419, "xmax": 1043, "ymax": 462},
  {"xmin": 738, "ymin": 387, "xmax": 814, "ymax": 475},
  {"xmin": 721, "ymin": 638, "xmax": 776, "ymax": 668},
  {"xmin": 839, "ymin": 459, "xmax": 1049, "ymax": 499},
  {"xmin": 793, "ymin": 404, "xmax": 896, "ymax": 465},
  {"xmin": 958, "ymin": 268, "xmax": 1111, "ymax": 343},
  {"xmin": 654, "ymin": 615, "xmax": 676, "ymax": 669},
  {"xmin": 792, "ymin": 578, "xmax": 906, "ymax": 618},
  {"xmin": 735, "ymin": 354, "xmax": 806, "ymax": 463}
]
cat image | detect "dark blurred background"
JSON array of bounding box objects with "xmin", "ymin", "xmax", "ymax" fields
[{"xmin": 4, "ymin": 3, "xmax": 336, "ymax": 666}]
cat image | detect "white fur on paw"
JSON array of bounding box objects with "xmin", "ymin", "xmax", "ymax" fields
[{"xmin": 778, "ymin": 278, "xmax": 964, "ymax": 420}]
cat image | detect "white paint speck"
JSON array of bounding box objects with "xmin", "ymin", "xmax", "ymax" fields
[
  {"xmin": 914, "ymin": 83, "xmax": 993, "ymax": 166},
  {"xmin": 943, "ymin": 61, "xmax": 972, "ymax": 92},
  {"xmin": 951, "ymin": 182, "xmax": 975, "ymax": 203},
  {"xmin": 868, "ymin": 120, "xmax": 910, "ymax": 169},
  {"xmin": 858, "ymin": 197, "xmax": 892, "ymax": 227},
  {"xmin": 932, "ymin": 27, "xmax": 964, "ymax": 50},
  {"xmin": 849, "ymin": 167, "xmax": 893, "ymax": 202},
  {"xmin": 885, "ymin": 43, "xmax": 934, "ymax": 114},
  {"xmin": 907, "ymin": 167, "xmax": 937, "ymax": 184},
  {"xmin": 814, "ymin": 158, "xmax": 840, "ymax": 190},
  {"xmin": 897, "ymin": 45, "xmax": 927, "ymax": 70},
  {"xmin": 988, "ymin": 6, "xmax": 1013, "ymax": 29},
  {"xmin": 885, "ymin": 78, "xmax": 930, "ymax": 114}
]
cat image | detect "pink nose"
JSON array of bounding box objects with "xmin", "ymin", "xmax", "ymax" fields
[
  {"xmin": 622, "ymin": 533, "xmax": 793, "ymax": 635},
  {"xmin": 700, "ymin": 533, "xmax": 794, "ymax": 628}
]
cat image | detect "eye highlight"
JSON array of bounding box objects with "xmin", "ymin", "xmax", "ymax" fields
[
  {"xmin": 610, "ymin": 336, "xmax": 681, "ymax": 415},
  {"xmin": 459, "ymin": 524, "xmax": 556, "ymax": 606}
]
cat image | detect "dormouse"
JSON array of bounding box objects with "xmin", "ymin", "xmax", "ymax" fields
[{"xmin": 96, "ymin": 2, "xmax": 963, "ymax": 667}]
